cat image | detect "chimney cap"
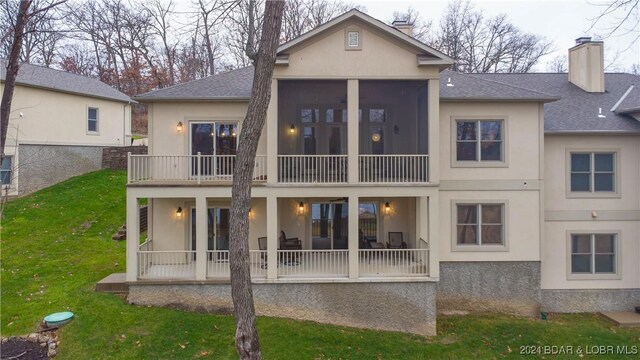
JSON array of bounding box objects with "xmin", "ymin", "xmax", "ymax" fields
[
  {"xmin": 392, "ymin": 19, "xmax": 412, "ymax": 27},
  {"xmin": 575, "ymin": 36, "xmax": 593, "ymax": 45}
]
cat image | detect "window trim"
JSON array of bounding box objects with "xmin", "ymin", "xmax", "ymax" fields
[
  {"xmin": 566, "ymin": 230, "xmax": 621, "ymax": 280},
  {"xmin": 87, "ymin": 106, "xmax": 99, "ymax": 134},
  {"xmin": 1, "ymin": 155, "xmax": 13, "ymax": 188},
  {"xmin": 344, "ymin": 26, "xmax": 362, "ymax": 51},
  {"xmin": 451, "ymin": 116, "xmax": 508, "ymax": 168},
  {"xmin": 565, "ymin": 149, "xmax": 621, "ymax": 199},
  {"xmin": 451, "ymin": 200, "xmax": 509, "ymax": 252}
]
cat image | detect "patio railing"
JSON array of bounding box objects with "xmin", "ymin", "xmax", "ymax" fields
[
  {"xmin": 277, "ymin": 250, "xmax": 349, "ymax": 278},
  {"xmin": 137, "ymin": 250, "xmax": 196, "ymax": 279},
  {"xmin": 205, "ymin": 250, "xmax": 267, "ymax": 279},
  {"xmin": 278, "ymin": 155, "xmax": 348, "ymax": 183},
  {"xmin": 359, "ymin": 154, "xmax": 429, "ymax": 183},
  {"xmin": 359, "ymin": 238, "xmax": 430, "ymax": 277},
  {"xmin": 128, "ymin": 154, "xmax": 267, "ymax": 183}
]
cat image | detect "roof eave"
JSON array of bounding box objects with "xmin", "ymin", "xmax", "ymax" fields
[
  {"xmin": 441, "ymin": 96, "xmax": 558, "ymax": 103},
  {"xmin": 545, "ymin": 130, "xmax": 640, "ymax": 135},
  {"xmin": 2, "ymin": 80, "xmax": 134, "ymax": 104},
  {"xmin": 132, "ymin": 96, "xmax": 250, "ymax": 103}
]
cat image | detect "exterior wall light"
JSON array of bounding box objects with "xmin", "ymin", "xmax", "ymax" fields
[
  {"xmin": 372, "ymin": 132, "xmax": 381, "ymax": 142},
  {"xmin": 176, "ymin": 121, "xmax": 183, "ymax": 133},
  {"xmin": 289, "ymin": 124, "xmax": 296, "ymax": 134},
  {"xmin": 176, "ymin": 206, "xmax": 183, "ymax": 218},
  {"xmin": 384, "ymin": 202, "xmax": 391, "ymax": 214},
  {"xmin": 298, "ymin": 201, "xmax": 305, "ymax": 214}
]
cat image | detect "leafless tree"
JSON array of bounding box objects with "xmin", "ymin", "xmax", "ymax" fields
[
  {"xmin": 589, "ymin": 0, "xmax": 640, "ymax": 49},
  {"xmin": 1, "ymin": 0, "xmax": 66, "ymax": 160},
  {"xmin": 391, "ymin": 6, "xmax": 433, "ymax": 44},
  {"xmin": 434, "ymin": 0, "xmax": 553, "ymax": 73},
  {"xmin": 228, "ymin": 0, "xmax": 283, "ymax": 358},
  {"xmin": 546, "ymin": 55, "xmax": 568, "ymax": 72},
  {"xmin": 143, "ymin": 0, "xmax": 178, "ymax": 86}
]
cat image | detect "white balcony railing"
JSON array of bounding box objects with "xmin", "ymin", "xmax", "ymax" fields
[
  {"xmin": 359, "ymin": 238, "xmax": 429, "ymax": 277},
  {"xmin": 277, "ymin": 250, "xmax": 349, "ymax": 278},
  {"xmin": 128, "ymin": 154, "xmax": 267, "ymax": 183},
  {"xmin": 137, "ymin": 250, "xmax": 196, "ymax": 279},
  {"xmin": 205, "ymin": 250, "xmax": 267, "ymax": 279},
  {"xmin": 359, "ymin": 155, "xmax": 429, "ymax": 183},
  {"xmin": 278, "ymin": 155, "xmax": 348, "ymax": 183}
]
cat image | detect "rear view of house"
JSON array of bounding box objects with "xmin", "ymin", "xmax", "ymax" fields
[
  {"xmin": 123, "ymin": 10, "xmax": 640, "ymax": 336},
  {"xmin": 1, "ymin": 60, "xmax": 133, "ymax": 195}
]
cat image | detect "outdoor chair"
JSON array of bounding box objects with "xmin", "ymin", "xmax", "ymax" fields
[
  {"xmin": 387, "ymin": 232, "xmax": 407, "ymax": 249},
  {"xmin": 258, "ymin": 237, "xmax": 268, "ymax": 269},
  {"xmin": 279, "ymin": 231, "xmax": 301, "ymax": 266}
]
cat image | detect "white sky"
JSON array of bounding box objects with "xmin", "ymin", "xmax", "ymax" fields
[{"xmin": 357, "ymin": 0, "xmax": 640, "ymax": 71}]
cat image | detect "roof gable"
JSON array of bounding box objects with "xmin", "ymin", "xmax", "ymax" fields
[{"xmin": 276, "ymin": 9, "xmax": 454, "ymax": 70}]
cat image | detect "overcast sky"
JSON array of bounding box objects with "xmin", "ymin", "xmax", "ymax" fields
[{"xmin": 357, "ymin": 0, "xmax": 639, "ymax": 72}]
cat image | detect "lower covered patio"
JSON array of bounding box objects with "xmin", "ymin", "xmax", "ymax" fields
[{"xmin": 126, "ymin": 193, "xmax": 437, "ymax": 282}]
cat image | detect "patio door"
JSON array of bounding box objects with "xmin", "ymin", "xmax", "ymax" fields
[
  {"xmin": 311, "ymin": 202, "xmax": 348, "ymax": 250},
  {"xmin": 190, "ymin": 122, "xmax": 238, "ymax": 178},
  {"xmin": 190, "ymin": 207, "xmax": 231, "ymax": 255}
]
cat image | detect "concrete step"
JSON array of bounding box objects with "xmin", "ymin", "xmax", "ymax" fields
[{"xmin": 95, "ymin": 273, "xmax": 128, "ymax": 294}]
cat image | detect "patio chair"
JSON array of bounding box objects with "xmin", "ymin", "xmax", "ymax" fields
[
  {"xmin": 258, "ymin": 237, "xmax": 268, "ymax": 269},
  {"xmin": 387, "ymin": 232, "xmax": 407, "ymax": 249},
  {"xmin": 279, "ymin": 230, "xmax": 302, "ymax": 250}
]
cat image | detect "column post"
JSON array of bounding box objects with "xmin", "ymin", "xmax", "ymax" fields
[
  {"xmin": 426, "ymin": 194, "xmax": 439, "ymax": 279},
  {"xmin": 266, "ymin": 195, "xmax": 278, "ymax": 279},
  {"xmin": 347, "ymin": 79, "xmax": 359, "ymax": 184},
  {"xmin": 195, "ymin": 196, "xmax": 207, "ymax": 280},
  {"xmin": 427, "ymin": 78, "xmax": 440, "ymax": 184},
  {"xmin": 126, "ymin": 192, "xmax": 140, "ymax": 282},
  {"xmin": 267, "ymin": 79, "xmax": 279, "ymax": 185},
  {"xmin": 348, "ymin": 195, "xmax": 359, "ymax": 279}
]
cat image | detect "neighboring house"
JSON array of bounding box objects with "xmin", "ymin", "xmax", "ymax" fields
[
  {"xmin": 0, "ymin": 60, "xmax": 133, "ymax": 195},
  {"xmin": 125, "ymin": 10, "xmax": 640, "ymax": 336}
]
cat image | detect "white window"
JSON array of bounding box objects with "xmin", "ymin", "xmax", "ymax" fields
[
  {"xmin": 455, "ymin": 203, "xmax": 505, "ymax": 248},
  {"xmin": 347, "ymin": 31, "xmax": 359, "ymax": 47},
  {"xmin": 569, "ymin": 233, "xmax": 619, "ymax": 279},
  {"xmin": 1, "ymin": 156, "xmax": 12, "ymax": 186},
  {"xmin": 455, "ymin": 120, "xmax": 503, "ymax": 162},
  {"xmin": 88, "ymin": 107, "xmax": 99, "ymax": 133},
  {"xmin": 570, "ymin": 152, "xmax": 615, "ymax": 193}
]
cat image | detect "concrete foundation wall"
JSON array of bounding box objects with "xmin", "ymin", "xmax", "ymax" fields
[
  {"xmin": 541, "ymin": 289, "xmax": 640, "ymax": 313},
  {"xmin": 437, "ymin": 261, "xmax": 541, "ymax": 316},
  {"xmin": 18, "ymin": 144, "xmax": 104, "ymax": 195},
  {"xmin": 129, "ymin": 281, "xmax": 437, "ymax": 336}
]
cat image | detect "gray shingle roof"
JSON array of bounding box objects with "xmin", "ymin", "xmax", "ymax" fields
[
  {"xmin": 134, "ymin": 66, "xmax": 254, "ymax": 101},
  {"xmin": 614, "ymin": 85, "xmax": 640, "ymax": 114},
  {"xmin": 470, "ymin": 73, "xmax": 640, "ymax": 133},
  {"xmin": 439, "ymin": 70, "xmax": 559, "ymax": 102},
  {"xmin": 0, "ymin": 59, "xmax": 132, "ymax": 103}
]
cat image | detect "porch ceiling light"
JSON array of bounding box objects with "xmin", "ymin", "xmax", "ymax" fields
[
  {"xmin": 372, "ymin": 132, "xmax": 381, "ymax": 142},
  {"xmin": 289, "ymin": 124, "xmax": 296, "ymax": 134},
  {"xmin": 176, "ymin": 121, "xmax": 183, "ymax": 133},
  {"xmin": 176, "ymin": 206, "xmax": 183, "ymax": 218}
]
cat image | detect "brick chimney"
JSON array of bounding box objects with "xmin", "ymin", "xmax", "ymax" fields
[
  {"xmin": 392, "ymin": 19, "xmax": 414, "ymax": 37},
  {"xmin": 568, "ymin": 37, "xmax": 605, "ymax": 93}
]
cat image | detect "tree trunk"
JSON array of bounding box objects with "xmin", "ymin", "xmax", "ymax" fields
[
  {"xmin": 1, "ymin": 0, "xmax": 32, "ymax": 159},
  {"xmin": 228, "ymin": 1, "xmax": 283, "ymax": 359}
]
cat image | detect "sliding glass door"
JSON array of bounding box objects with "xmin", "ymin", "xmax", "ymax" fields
[
  {"xmin": 190, "ymin": 207, "xmax": 231, "ymax": 256},
  {"xmin": 190, "ymin": 122, "xmax": 238, "ymax": 178},
  {"xmin": 311, "ymin": 202, "xmax": 348, "ymax": 250}
]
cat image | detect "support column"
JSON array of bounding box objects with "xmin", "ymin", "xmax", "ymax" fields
[
  {"xmin": 425, "ymin": 194, "xmax": 439, "ymax": 279},
  {"xmin": 267, "ymin": 79, "xmax": 279, "ymax": 185},
  {"xmin": 126, "ymin": 193, "xmax": 139, "ymax": 282},
  {"xmin": 347, "ymin": 79, "xmax": 359, "ymax": 184},
  {"xmin": 266, "ymin": 195, "xmax": 278, "ymax": 279},
  {"xmin": 348, "ymin": 195, "xmax": 359, "ymax": 279},
  {"xmin": 195, "ymin": 196, "xmax": 207, "ymax": 280},
  {"xmin": 427, "ymin": 79, "xmax": 440, "ymax": 184}
]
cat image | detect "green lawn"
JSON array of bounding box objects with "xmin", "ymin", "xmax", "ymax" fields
[{"xmin": 1, "ymin": 170, "xmax": 638, "ymax": 359}]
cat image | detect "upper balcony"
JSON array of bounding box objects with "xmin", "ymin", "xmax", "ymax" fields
[{"xmin": 128, "ymin": 79, "xmax": 433, "ymax": 186}]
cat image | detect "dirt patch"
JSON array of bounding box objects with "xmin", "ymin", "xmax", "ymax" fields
[{"xmin": 0, "ymin": 338, "xmax": 48, "ymax": 360}]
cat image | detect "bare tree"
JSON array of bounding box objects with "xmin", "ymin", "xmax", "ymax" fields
[
  {"xmin": 228, "ymin": 0, "xmax": 283, "ymax": 358},
  {"xmin": 1, "ymin": 0, "xmax": 65, "ymax": 159},
  {"xmin": 589, "ymin": 0, "xmax": 640, "ymax": 49},
  {"xmin": 546, "ymin": 55, "xmax": 568, "ymax": 72},
  {"xmin": 434, "ymin": 0, "xmax": 553, "ymax": 73},
  {"xmin": 391, "ymin": 6, "xmax": 433, "ymax": 43}
]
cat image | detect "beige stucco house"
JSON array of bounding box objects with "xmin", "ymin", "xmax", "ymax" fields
[
  {"xmin": 0, "ymin": 61, "xmax": 133, "ymax": 195},
  {"xmin": 125, "ymin": 11, "xmax": 640, "ymax": 336}
]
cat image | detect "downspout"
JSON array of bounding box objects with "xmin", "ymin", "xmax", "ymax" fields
[{"xmin": 124, "ymin": 100, "xmax": 131, "ymax": 146}]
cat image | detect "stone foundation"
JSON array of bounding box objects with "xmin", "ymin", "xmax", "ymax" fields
[
  {"xmin": 541, "ymin": 289, "xmax": 640, "ymax": 313},
  {"xmin": 129, "ymin": 281, "xmax": 437, "ymax": 336},
  {"xmin": 18, "ymin": 144, "xmax": 104, "ymax": 195},
  {"xmin": 437, "ymin": 261, "xmax": 541, "ymax": 316}
]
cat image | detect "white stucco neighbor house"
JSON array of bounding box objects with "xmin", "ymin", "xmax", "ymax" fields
[
  {"xmin": 124, "ymin": 10, "xmax": 640, "ymax": 336},
  {"xmin": 0, "ymin": 60, "xmax": 133, "ymax": 195}
]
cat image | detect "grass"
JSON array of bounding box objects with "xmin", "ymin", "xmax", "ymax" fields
[{"xmin": 1, "ymin": 170, "xmax": 639, "ymax": 359}]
